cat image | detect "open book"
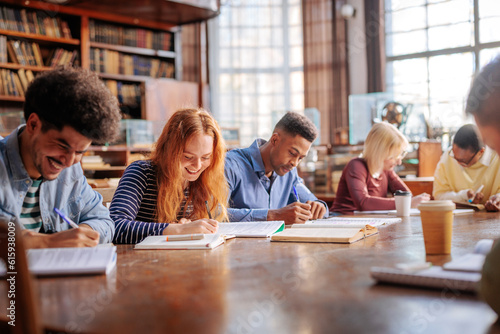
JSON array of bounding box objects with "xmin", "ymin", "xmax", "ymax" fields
[
  {"xmin": 134, "ymin": 233, "xmax": 231, "ymax": 250},
  {"xmin": 218, "ymin": 221, "xmax": 285, "ymax": 237},
  {"xmin": 270, "ymin": 225, "xmax": 378, "ymax": 244},
  {"xmin": 1, "ymin": 246, "xmax": 117, "ymax": 276},
  {"xmin": 354, "ymin": 208, "xmax": 474, "ymax": 216},
  {"xmin": 370, "ymin": 239, "xmax": 494, "ymax": 292},
  {"xmin": 310, "ymin": 217, "xmax": 401, "ymax": 227},
  {"xmin": 453, "ymin": 201, "xmax": 485, "ymax": 211}
]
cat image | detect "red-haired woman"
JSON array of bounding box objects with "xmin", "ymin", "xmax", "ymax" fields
[{"xmin": 110, "ymin": 108, "xmax": 228, "ymax": 244}]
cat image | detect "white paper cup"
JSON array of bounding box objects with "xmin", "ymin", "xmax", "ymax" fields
[{"xmin": 395, "ymin": 191, "xmax": 412, "ymax": 217}]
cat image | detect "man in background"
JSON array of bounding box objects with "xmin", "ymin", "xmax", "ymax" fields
[
  {"xmin": 225, "ymin": 112, "xmax": 328, "ymax": 225},
  {"xmin": 465, "ymin": 55, "xmax": 500, "ymax": 316},
  {"xmin": 433, "ymin": 123, "xmax": 500, "ymax": 211},
  {"xmin": 0, "ymin": 67, "xmax": 121, "ymax": 248}
]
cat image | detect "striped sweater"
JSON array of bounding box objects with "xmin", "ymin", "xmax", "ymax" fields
[{"xmin": 110, "ymin": 160, "xmax": 192, "ymax": 244}]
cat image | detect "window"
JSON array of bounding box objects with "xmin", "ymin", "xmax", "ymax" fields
[
  {"xmin": 209, "ymin": 0, "xmax": 304, "ymax": 146},
  {"xmin": 385, "ymin": 0, "xmax": 500, "ymax": 132}
]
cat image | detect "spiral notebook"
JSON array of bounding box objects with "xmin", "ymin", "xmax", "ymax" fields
[{"xmin": 370, "ymin": 239, "xmax": 493, "ymax": 292}]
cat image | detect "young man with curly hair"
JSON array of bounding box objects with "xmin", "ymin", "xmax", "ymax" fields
[{"xmin": 0, "ymin": 67, "xmax": 121, "ymax": 248}]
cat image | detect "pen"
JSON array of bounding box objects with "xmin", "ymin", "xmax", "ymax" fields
[
  {"xmin": 469, "ymin": 184, "xmax": 484, "ymax": 203},
  {"xmin": 165, "ymin": 234, "xmax": 204, "ymax": 241},
  {"xmin": 205, "ymin": 200, "xmax": 212, "ymax": 219},
  {"xmin": 293, "ymin": 185, "xmax": 300, "ymax": 202},
  {"xmin": 54, "ymin": 207, "xmax": 79, "ymax": 229}
]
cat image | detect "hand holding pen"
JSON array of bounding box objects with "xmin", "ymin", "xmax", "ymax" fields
[
  {"xmin": 49, "ymin": 208, "xmax": 99, "ymax": 247},
  {"xmin": 468, "ymin": 184, "xmax": 484, "ymax": 203}
]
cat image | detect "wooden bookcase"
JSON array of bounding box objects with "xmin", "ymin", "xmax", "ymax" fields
[{"xmin": 0, "ymin": 0, "xmax": 217, "ymax": 178}]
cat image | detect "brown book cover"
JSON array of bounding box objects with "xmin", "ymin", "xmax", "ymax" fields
[
  {"xmin": 6, "ymin": 41, "xmax": 19, "ymax": 64},
  {"xmin": 17, "ymin": 68, "xmax": 29, "ymax": 92}
]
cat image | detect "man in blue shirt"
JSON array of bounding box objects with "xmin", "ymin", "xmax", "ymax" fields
[
  {"xmin": 0, "ymin": 67, "xmax": 121, "ymax": 248},
  {"xmin": 225, "ymin": 112, "xmax": 328, "ymax": 224}
]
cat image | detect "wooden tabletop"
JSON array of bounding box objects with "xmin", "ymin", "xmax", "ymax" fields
[{"xmin": 2, "ymin": 212, "xmax": 500, "ymax": 333}]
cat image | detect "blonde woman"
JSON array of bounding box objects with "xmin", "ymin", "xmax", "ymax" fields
[
  {"xmin": 331, "ymin": 122, "xmax": 430, "ymax": 214},
  {"xmin": 110, "ymin": 108, "xmax": 228, "ymax": 244}
]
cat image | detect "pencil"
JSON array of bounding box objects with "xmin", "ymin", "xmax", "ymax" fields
[
  {"xmin": 165, "ymin": 234, "xmax": 205, "ymax": 241},
  {"xmin": 205, "ymin": 200, "xmax": 212, "ymax": 219}
]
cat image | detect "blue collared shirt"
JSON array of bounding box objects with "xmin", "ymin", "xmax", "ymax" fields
[
  {"xmin": 0, "ymin": 126, "xmax": 114, "ymax": 243},
  {"xmin": 224, "ymin": 139, "xmax": 328, "ymax": 221}
]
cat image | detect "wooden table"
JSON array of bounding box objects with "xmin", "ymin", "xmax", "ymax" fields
[{"xmin": 2, "ymin": 213, "xmax": 500, "ymax": 333}]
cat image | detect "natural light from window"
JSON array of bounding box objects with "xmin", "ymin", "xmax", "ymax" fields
[
  {"xmin": 209, "ymin": 0, "xmax": 304, "ymax": 147},
  {"xmin": 385, "ymin": 0, "xmax": 500, "ymax": 134}
]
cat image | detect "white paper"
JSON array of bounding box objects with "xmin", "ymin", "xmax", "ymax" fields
[
  {"xmin": 309, "ymin": 217, "xmax": 401, "ymax": 227},
  {"xmin": 135, "ymin": 233, "xmax": 225, "ymax": 249},
  {"xmin": 217, "ymin": 221, "xmax": 285, "ymax": 237},
  {"xmin": 0, "ymin": 246, "xmax": 117, "ymax": 276}
]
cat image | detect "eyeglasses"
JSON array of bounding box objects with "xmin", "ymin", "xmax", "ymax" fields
[
  {"xmin": 449, "ymin": 148, "xmax": 480, "ymax": 167},
  {"xmin": 386, "ymin": 150, "xmax": 408, "ymax": 161},
  {"xmin": 397, "ymin": 150, "xmax": 408, "ymax": 160}
]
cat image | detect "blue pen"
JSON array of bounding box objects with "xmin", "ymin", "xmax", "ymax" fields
[
  {"xmin": 54, "ymin": 208, "xmax": 79, "ymax": 229},
  {"xmin": 293, "ymin": 185, "xmax": 300, "ymax": 202}
]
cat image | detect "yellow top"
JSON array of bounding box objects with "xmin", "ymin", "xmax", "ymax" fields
[{"xmin": 433, "ymin": 147, "xmax": 500, "ymax": 203}]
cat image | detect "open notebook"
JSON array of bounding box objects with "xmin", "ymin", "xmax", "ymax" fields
[
  {"xmin": 308, "ymin": 217, "xmax": 401, "ymax": 227},
  {"xmin": 0, "ymin": 246, "xmax": 117, "ymax": 276},
  {"xmin": 370, "ymin": 239, "xmax": 494, "ymax": 292},
  {"xmin": 135, "ymin": 233, "xmax": 232, "ymax": 250},
  {"xmin": 271, "ymin": 225, "xmax": 378, "ymax": 244}
]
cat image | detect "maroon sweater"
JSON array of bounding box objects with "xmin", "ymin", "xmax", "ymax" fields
[{"xmin": 331, "ymin": 158, "xmax": 410, "ymax": 214}]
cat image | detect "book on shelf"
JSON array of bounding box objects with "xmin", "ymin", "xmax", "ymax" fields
[
  {"xmin": 218, "ymin": 221, "xmax": 285, "ymax": 238},
  {"xmin": 0, "ymin": 5, "xmax": 72, "ymax": 38},
  {"xmin": 135, "ymin": 233, "xmax": 233, "ymax": 250},
  {"xmin": 271, "ymin": 224, "xmax": 378, "ymax": 244},
  {"xmin": 0, "ymin": 246, "xmax": 117, "ymax": 276},
  {"xmin": 370, "ymin": 239, "xmax": 494, "ymax": 292},
  {"xmin": 0, "ymin": 35, "xmax": 7, "ymax": 63},
  {"xmin": 89, "ymin": 19, "xmax": 173, "ymax": 51}
]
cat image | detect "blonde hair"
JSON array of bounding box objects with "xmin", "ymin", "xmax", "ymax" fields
[
  {"xmin": 150, "ymin": 108, "xmax": 228, "ymax": 223},
  {"xmin": 362, "ymin": 122, "xmax": 408, "ymax": 175}
]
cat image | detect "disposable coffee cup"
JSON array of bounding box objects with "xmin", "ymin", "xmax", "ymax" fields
[
  {"xmin": 394, "ymin": 190, "xmax": 412, "ymax": 217},
  {"xmin": 418, "ymin": 200, "xmax": 456, "ymax": 255}
]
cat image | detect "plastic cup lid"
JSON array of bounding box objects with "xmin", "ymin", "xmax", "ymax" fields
[{"xmin": 418, "ymin": 200, "xmax": 456, "ymax": 211}]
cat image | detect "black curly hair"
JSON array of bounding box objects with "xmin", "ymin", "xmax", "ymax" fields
[
  {"xmin": 24, "ymin": 66, "xmax": 121, "ymax": 144},
  {"xmin": 274, "ymin": 111, "xmax": 318, "ymax": 143}
]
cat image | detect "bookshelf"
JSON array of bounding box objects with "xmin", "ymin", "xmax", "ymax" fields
[{"xmin": 0, "ymin": 0, "xmax": 216, "ymax": 177}]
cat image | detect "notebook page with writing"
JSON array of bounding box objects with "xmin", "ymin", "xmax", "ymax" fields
[{"xmin": 217, "ymin": 221, "xmax": 285, "ymax": 237}]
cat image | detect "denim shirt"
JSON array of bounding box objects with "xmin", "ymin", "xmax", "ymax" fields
[
  {"xmin": 224, "ymin": 139, "xmax": 329, "ymax": 221},
  {"xmin": 0, "ymin": 126, "xmax": 114, "ymax": 243}
]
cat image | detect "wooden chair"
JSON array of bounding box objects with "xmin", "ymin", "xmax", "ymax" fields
[
  {"xmin": 94, "ymin": 187, "xmax": 117, "ymax": 208},
  {"xmin": 0, "ymin": 219, "xmax": 42, "ymax": 334}
]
